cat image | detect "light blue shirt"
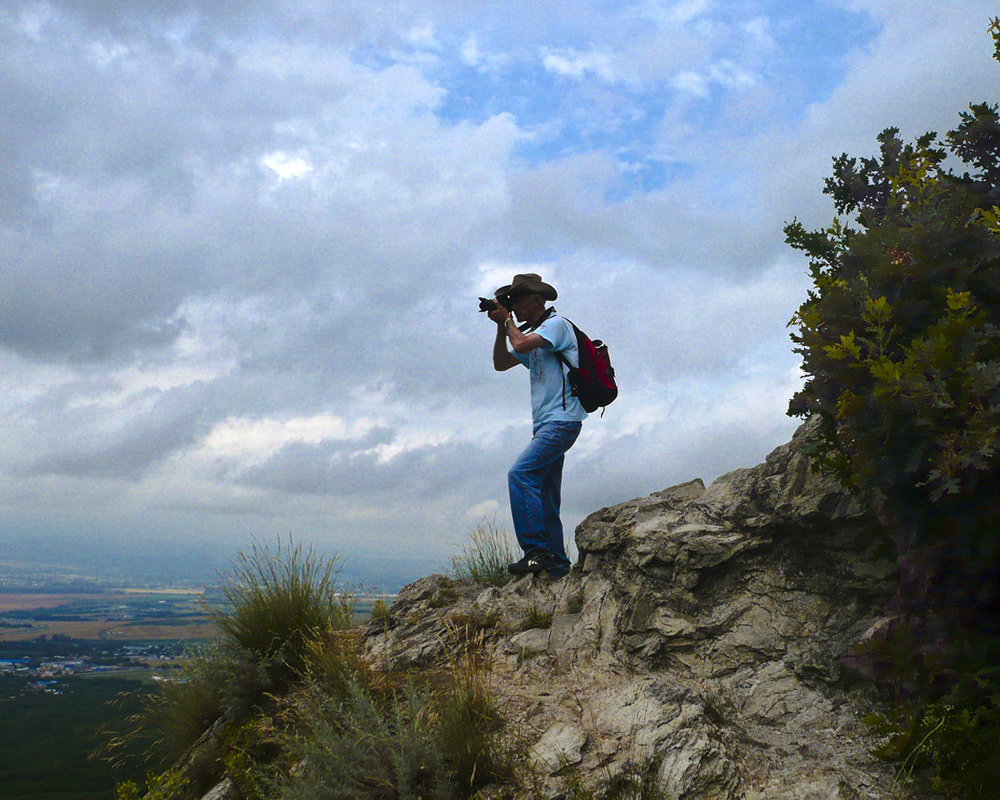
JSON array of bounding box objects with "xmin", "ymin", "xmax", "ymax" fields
[{"xmin": 511, "ymin": 314, "xmax": 588, "ymax": 426}]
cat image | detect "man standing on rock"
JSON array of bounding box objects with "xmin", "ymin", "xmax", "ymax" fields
[{"xmin": 486, "ymin": 273, "xmax": 586, "ymax": 579}]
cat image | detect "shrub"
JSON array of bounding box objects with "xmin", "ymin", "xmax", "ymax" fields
[
  {"xmin": 275, "ymin": 678, "xmax": 456, "ymax": 800},
  {"xmin": 101, "ymin": 538, "xmax": 357, "ymax": 791},
  {"xmin": 450, "ymin": 517, "xmax": 518, "ymax": 586},
  {"xmin": 785, "ymin": 19, "xmax": 1000, "ymax": 800},
  {"xmin": 211, "ymin": 538, "xmax": 355, "ymax": 690}
]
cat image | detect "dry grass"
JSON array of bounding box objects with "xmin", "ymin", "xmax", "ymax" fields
[{"xmin": 450, "ymin": 517, "xmax": 519, "ymax": 586}]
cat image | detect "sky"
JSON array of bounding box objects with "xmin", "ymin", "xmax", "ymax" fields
[{"xmin": 2, "ymin": 1, "xmax": 998, "ymax": 589}]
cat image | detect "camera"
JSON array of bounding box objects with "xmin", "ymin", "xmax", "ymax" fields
[{"xmin": 478, "ymin": 295, "xmax": 512, "ymax": 313}]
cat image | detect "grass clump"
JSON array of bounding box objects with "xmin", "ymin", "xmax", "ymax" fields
[
  {"xmin": 102, "ymin": 538, "xmax": 359, "ymax": 796},
  {"xmin": 275, "ymin": 623, "xmax": 519, "ymax": 800},
  {"xmin": 525, "ymin": 604, "xmax": 554, "ymax": 630},
  {"xmin": 106, "ymin": 537, "xmax": 528, "ymax": 800},
  {"xmin": 277, "ymin": 678, "xmax": 455, "ymax": 800},
  {"xmin": 275, "ymin": 671, "xmax": 516, "ymax": 799},
  {"xmin": 370, "ymin": 597, "xmax": 392, "ymax": 622},
  {"xmin": 211, "ymin": 537, "xmax": 355, "ymax": 688},
  {"xmin": 562, "ymin": 759, "xmax": 668, "ymax": 800},
  {"xmin": 450, "ymin": 517, "xmax": 518, "ymax": 586}
]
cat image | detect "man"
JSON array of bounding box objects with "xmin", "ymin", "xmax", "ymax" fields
[{"xmin": 486, "ymin": 273, "xmax": 586, "ymax": 579}]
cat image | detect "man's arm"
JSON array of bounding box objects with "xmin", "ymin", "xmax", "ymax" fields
[
  {"xmin": 488, "ymin": 309, "xmax": 548, "ymax": 370},
  {"xmin": 492, "ymin": 318, "xmax": 520, "ymax": 371}
]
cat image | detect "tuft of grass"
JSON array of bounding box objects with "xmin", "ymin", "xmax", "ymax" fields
[
  {"xmin": 447, "ymin": 605, "xmax": 501, "ymax": 634},
  {"xmin": 434, "ymin": 623, "xmax": 518, "ymax": 793},
  {"xmin": 525, "ymin": 604, "xmax": 554, "ymax": 630},
  {"xmin": 114, "ymin": 767, "xmax": 190, "ymax": 800},
  {"xmin": 100, "ymin": 537, "xmax": 358, "ymax": 791},
  {"xmin": 450, "ymin": 517, "xmax": 518, "ymax": 586},
  {"xmin": 370, "ymin": 597, "xmax": 392, "ymax": 622},
  {"xmin": 211, "ymin": 537, "xmax": 355, "ymax": 686},
  {"xmin": 562, "ymin": 759, "xmax": 669, "ymax": 800}
]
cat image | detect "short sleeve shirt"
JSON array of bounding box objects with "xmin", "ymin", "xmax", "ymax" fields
[{"xmin": 511, "ymin": 315, "xmax": 588, "ymax": 426}]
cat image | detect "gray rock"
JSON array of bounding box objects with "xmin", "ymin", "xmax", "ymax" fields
[
  {"xmin": 530, "ymin": 721, "xmax": 587, "ymax": 774},
  {"xmin": 362, "ymin": 423, "xmax": 906, "ymax": 799},
  {"xmin": 509, "ymin": 627, "xmax": 550, "ymax": 658},
  {"xmin": 199, "ymin": 779, "xmax": 233, "ymax": 800}
]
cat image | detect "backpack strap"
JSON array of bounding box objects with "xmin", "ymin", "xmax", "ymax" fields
[
  {"xmin": 516, "ymin": 309, "xmax": 574, "ymax": 409},
  {"xmin": 550, "ymin": 317, "xmax": 579, "ymax": 410}
]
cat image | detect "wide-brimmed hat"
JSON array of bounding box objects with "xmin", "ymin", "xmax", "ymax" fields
[{"xmin": 494, "ymin": 273, "xmax": 557, "ymax": 301}]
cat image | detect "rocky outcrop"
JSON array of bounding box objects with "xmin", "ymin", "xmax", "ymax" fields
[{"xmin": 364, "ymin": 424, "xmax": 901, "ymax": 799}]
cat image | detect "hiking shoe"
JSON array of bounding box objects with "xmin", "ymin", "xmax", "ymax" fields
[{"xmin": 507, "ymin": 550, "xmax": 548, "ymax": 575}]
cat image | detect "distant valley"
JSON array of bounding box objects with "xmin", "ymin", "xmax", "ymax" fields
[{"xmin": 0, "ymin": 561, "xmax": 390, "ymax": 800}]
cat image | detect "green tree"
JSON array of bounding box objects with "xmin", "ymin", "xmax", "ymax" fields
[
  {"xmin": 787, "ymin": 26, "xmax": 1000, "ymax": 613},
  {"xmin": 785, "ymin": 19, "xmax": 1000, "ymax": 798}
]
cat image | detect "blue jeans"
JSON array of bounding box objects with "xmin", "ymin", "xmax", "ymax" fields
[{"xmin": 508, "ymin": 420, "xmax": 582, "ymax": 572}]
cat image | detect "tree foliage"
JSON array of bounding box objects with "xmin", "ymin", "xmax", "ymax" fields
[
  {"xmin": 787, "ymin": 121, "xmax": 1000, "ymax": 516},
  {"xmin": 785, "ymin": 20, "xmax": 1000, "ymax": 798}
]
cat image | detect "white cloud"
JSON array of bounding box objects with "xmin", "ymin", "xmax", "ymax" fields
[
  {"xmin": 262, "ymin": 151, "xmax": 313, "ymax": 180},
  {"xmin": 200, "ymin": 415, "xmax": 368, "ymax": 461},
  {"xmin": 671, "ymin": 69, "xmax": 710, "ymax": 97},
  {"xmin": 542, "ymin": 48, "xmax": 618, "ymax": 83},
  {"xmin": 460, "ymin": 35, "xmax": 480, "ymax": 66},
  {"xmin": 1, "ymin": 0, "xmax": 995, "ymax": 586}
]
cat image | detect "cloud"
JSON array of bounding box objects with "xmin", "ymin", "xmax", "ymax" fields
[{"xmin": 1, "ymin": 0, "xmax": 996, "ymax": 585}]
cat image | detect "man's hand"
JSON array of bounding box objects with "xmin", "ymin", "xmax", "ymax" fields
[{"xmin": 487, "ymin": 304, "xmax": 510, "ymax": 325}]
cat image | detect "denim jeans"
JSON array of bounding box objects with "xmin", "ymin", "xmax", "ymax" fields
[{"xmin": 508, "ymin": 420, "xmax": 582, "ymax": 571}]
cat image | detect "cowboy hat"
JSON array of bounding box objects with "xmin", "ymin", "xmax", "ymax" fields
[{"xmin": 494, "ymin": 273, "xmax": 558, "ymax": 301}]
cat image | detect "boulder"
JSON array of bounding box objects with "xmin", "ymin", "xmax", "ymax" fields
[{"xmin": 363, "ymin": 424, "xmax": 902, "ymax": 798}]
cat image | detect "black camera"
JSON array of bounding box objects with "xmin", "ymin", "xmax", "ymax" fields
[{"xmin": 478, "ymin": 295, "xmax": 512, "ymax": 313}]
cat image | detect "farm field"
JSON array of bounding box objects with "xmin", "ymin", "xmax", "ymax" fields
[{"xmin": 0, "ymin": 589, "xmax": 217, "ymax": 642}]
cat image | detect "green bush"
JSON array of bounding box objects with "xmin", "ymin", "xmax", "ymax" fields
[
  {"xmin": 450, "ymin": 517, "xmax": 518, "ymax": 586},
  {"xmin": 102, "ymin": 538, "xmax": 358, "ymax": 795},
  {"xmin": 785, "ymin": 20, "xmax": 1000, "ymax": 800},
  {"xmin": 211, "ymin": 538, "xmax": 355, "ymax": 689},
  {"xmin": 276, "ymin": 678, "xmax": 456, "ymax": 800}
]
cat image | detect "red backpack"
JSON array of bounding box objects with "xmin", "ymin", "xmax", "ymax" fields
[{"xmin": 555, "ymin": 318, "xmax": 618, "ymax": 414}]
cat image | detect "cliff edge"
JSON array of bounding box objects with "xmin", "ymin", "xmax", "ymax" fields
[{"xmin": 364, "ymin": 424, "xmax": 901, "ymax": 799}]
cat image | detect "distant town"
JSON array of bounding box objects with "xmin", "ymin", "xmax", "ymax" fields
[{"xmin": 0, "ymin": 642, "xmax": 184, "ymax": 696}]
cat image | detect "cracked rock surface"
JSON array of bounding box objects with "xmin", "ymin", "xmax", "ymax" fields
[{"xmin": 362, "ymin": 424, "xmax": 904, "ymax": 799}]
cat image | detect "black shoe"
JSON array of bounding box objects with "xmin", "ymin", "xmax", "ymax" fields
[{"xmin": 508, "ymin": 550, "xmax": 548, "ymax": 575}]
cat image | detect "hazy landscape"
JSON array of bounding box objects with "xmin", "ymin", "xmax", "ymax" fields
[{"xmin": 0, "ymin": 559, "xmax": 389, "ymax": 800}]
